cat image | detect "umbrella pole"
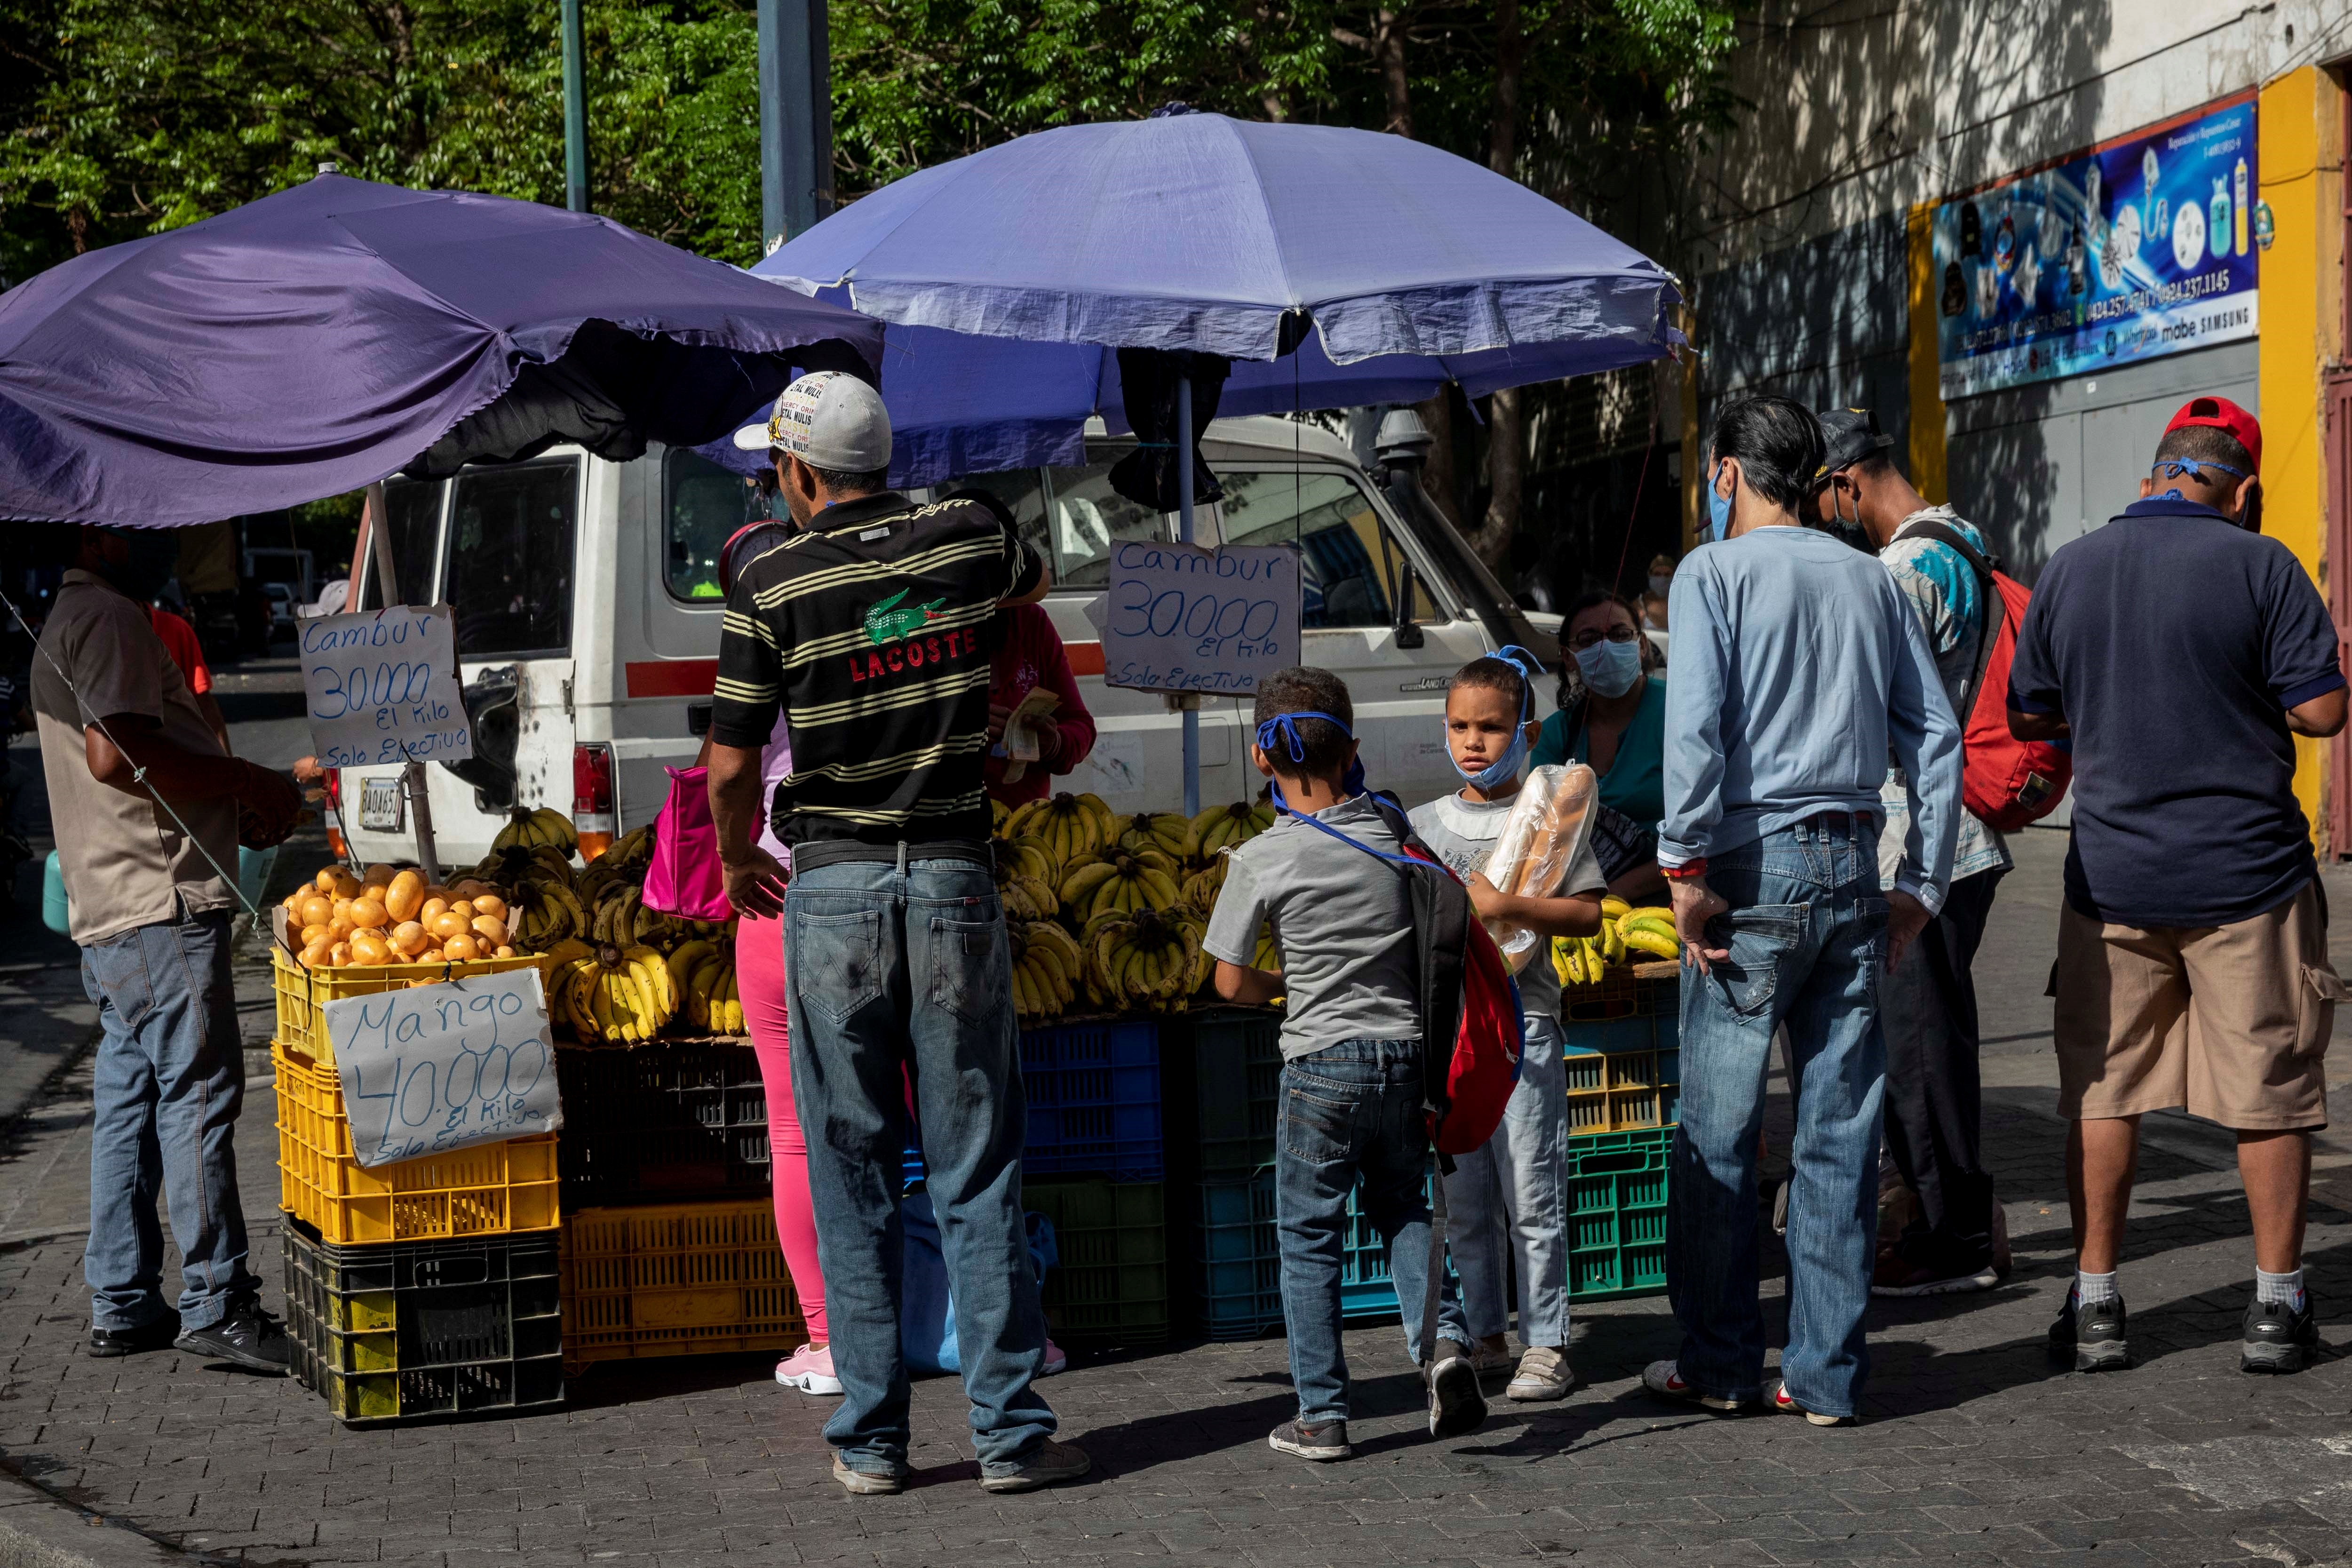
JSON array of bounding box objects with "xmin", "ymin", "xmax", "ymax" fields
[
  {"xmin": 1176, "ymin": 373, "xmax": 1200, "ymax": 819},
  {"xmin": 358, "ymin": 482, "xmax": 444, "ymax": 885}
]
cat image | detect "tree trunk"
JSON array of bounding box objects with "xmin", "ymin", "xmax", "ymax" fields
[
  {"xmin": 1374, "ymin": 9, "xmax": 1412, "ymax": 137},
  {"xmin": 1466, "ymin": 0, "xmax": 1526, "ymax": 573}
]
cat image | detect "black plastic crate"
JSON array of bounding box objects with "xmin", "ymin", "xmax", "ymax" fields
[
  {"xmin": 1160, "ymin": 1009, "xmax": 1283, "ymax": 1184},
  {"xmin": 282, "ymin": 1218, "xmax": 564, "ymax": 1425},
  {"xmin": 556, "ymin": 1045, "xmax": 773, "ymax": 1207}
]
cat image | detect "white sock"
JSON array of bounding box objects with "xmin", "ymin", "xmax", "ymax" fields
[
  {"xmin": 2074, "ymin": 1268, "xmax": 2119, "ymax": 1306},
  {"xmin": 2255, "ymin": 1267, "xmax": 2305, "ymax": 1311}
]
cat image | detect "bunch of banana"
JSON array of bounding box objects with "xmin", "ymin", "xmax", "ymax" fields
[
  {"xmin": 1010, "ymin": 920, "xmax": 1082, "ymax": 1022},
  {"xmin": 557, "ymin": 943, "xmax": 678, "ymax": 1045},
  {"xmin": 491, "ymin": 805, "xmax": 578, "ymax": 858},
  {"xmin": 1616, "ymin": 904, "xmax": 1679, "ymax": 961},
  {"xmin": 994, "ymin": 855, "xmax": 1060, "ymax": 922},
  {"xmin": 991, "ymin": 798, "xmax": 1011, "ymax": 836},
  {"xmin": 1189, "ymin": 799, "xmax": 1276, "ymax": 858},
  {"xmin": 1060, "ymin": 848, "xmax": 1180, "ymax": 924},
  {"xmin": 1115, "ymin": 811, "xmax": 1200, "ymax": 864},
  {"xmin": 472, "ymin": 841, "xmax": 575, "ymax": 892},
  {"xmin": 666, "ymin": 939, "xmax": 744, "ymax": 1034},
  {"xmin": 596, "ymin": 823, "xmax": 656, "ymax": 871},
  {"xmin": 573, "ymin": 858, "xmax": 629, "ymax": 908},
  {"xmin": 1179, "ymin": 857, "xmax": 1227, "ymax": 918},
  {"xmin": 1251, "ymin": 922, "xmax": 1280, "ymax": 975},
  {"xmin": 1081, "ymin": 907, "xmax": 1200, "ymax": 1012},
  {"xmin": 507, "ymin": 876, "xmax": 588, "ymax": 951},
  {"xmin": 591, "ymin": 883, "xmax": 680, "ymax": 949},
  {"xmin": 536, "ymin": 937, "xmax": 594, "ymax": 993},
  {"xmin": 1166, "ymin": 907, "xmax": 1216, "ymax": 997},
  {"xmin": 1000, "ymin": 792, "xmax": 1113, "ymax": 876}
]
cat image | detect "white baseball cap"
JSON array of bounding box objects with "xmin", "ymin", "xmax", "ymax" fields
[{"xmin": 731, "ymin": 370, "xmax": 892, "ymax": 472}]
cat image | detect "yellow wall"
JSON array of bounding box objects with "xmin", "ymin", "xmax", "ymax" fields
[
  {"xmin": 1904, "ymin": 203, "xmax": 1949, "ymax": 506},
  {"xmin": 2257, "ymin": 66, "xmax": 2341, "ymax": 847}
]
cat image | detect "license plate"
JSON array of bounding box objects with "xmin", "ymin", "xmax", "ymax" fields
[{"xmin": 358, "ymin": 776, "xmax": 404, "ymax": 833}]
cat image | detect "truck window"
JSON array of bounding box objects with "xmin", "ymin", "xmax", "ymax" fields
[
  {"xmin": 665, "ymin": 448, "xmax": 766, "ymax": 601},
  {"xmin": 1217, "ymin": 470, "xmax": 1434, "ymax": 629},
  {"xmin": 374, "ymin": 477, "xmax": 444, "ymax": 607},
  {"xmin": 444, "ymin": 459, "xmax": 578, "ymax": 656},
  {"xmin": 1036, "ymin": 462, "xmax": 1165, "ymax": 591}
]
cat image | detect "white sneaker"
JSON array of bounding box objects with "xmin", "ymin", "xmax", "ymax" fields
[
  {"xmin": 775, "ymin": 1343, "xmax": 843, "ymax": 1395},
  {"xmin": 1041, "ymin": 1338, "xmax": 1068, "ymax": 1376}
]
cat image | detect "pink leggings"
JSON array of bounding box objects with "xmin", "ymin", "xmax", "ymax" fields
[{"xmin": 736, "ymin": 911, "xmax": 826, "ymax": 1343}]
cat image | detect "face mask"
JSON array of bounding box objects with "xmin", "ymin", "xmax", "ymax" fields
[
  {"xmin": 1574, "ymin": 635, "xmax": 1643, "ymax": 699},
  {"xmin": 1816, "ymin": 480, "xmax": 1872, "ymax": 553},
  {"xmin": 1647, "ymin": 573, "xmax": 1672, "ymax": 599},
  {"xmin": 1707, "ymin": 460, "xmax": 1733, "ymax": 542}
]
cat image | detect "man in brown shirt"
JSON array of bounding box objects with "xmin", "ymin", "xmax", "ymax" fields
[{"xmin": 32, "ymin": 525, "xmax": 299, "ymax": 1371}]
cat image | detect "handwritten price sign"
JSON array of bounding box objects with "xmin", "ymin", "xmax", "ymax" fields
[
  {"xmin": 1100, "ymin": 541, "xmax": 1301, "ymax": 695},
  {"xmin": 300, "ymin": 607, "xmax": 473, "ymax": 769},
  {"xmin": 325, "ymin": 967, "xmax": 563, "ymax": 1168}
]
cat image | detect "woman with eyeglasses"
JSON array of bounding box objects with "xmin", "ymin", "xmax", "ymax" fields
[{"xmin": 1531, "ymin": 590, "xmax": 1669, "ymax": 902}]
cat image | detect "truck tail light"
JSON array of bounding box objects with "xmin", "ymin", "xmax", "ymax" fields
[
  {"xmin": 572, "ymin": 743, "xmax": 616, "ymax": 860},
  {"xmin": 320, "ymin": 766, "xmax": 347, "ymax": 860}
]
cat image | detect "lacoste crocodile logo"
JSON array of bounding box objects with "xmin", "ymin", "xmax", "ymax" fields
[{"xmin": 863, "ymin": 588, "xmax": 945, "ymax": 645}]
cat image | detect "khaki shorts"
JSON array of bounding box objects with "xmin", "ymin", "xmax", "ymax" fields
[{"xmin": 2052, "ymin": 881, "xmax": 2343, "ymax": 1130}]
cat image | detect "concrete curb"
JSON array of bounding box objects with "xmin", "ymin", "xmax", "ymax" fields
[{"xmin": 0, "ymin": 1473, "xmax": 221, "ymax": 1568}]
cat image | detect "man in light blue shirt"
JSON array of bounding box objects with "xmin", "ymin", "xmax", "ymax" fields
[{"xmin": 1640, "ymin": 394, "xmax": 1963, "ymax": 1427}]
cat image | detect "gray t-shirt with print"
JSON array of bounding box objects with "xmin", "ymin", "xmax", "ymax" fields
[
  {"xmin": 1407, "ymin": 789, "xmax": 1606, "ymax": 1026},
  {"xmin": 1201, "ymin": 794, "xmax": 1422, "ymax": 1061}
]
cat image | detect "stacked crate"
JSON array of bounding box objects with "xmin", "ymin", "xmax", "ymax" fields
[{"xmin": 1557, "ymin": 963, "xmax": 1677, "ymax": 1299}]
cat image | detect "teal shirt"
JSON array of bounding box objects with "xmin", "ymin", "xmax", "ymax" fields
[{"xmin": 1531, "ymin": 676, "xmax": 1669, "ymax": 827}]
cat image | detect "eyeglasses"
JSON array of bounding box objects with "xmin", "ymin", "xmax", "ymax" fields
[{"xmin": 1566, "ymin": 624, "xmax": 1643, "ymax": 651}]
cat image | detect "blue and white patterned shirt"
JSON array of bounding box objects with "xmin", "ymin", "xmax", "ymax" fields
[{"xmin": 1877, "ymin": 507, "xmax": 2012, "ymax": 888}]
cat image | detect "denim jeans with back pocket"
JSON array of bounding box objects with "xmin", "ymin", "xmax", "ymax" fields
[
  {"xmin": 1275, "ymin": 1037, "xmax": 1469, "ymax": 1423},
  {"xmin": 1667, "ymin": 816, "xmax": 1888, "ymax": 1418},
  {"xmin": 781, "ymin": 855, "xmax": 1055, "ymax": 1476},
  {"xmin": 80, "ymin": 910, "xmax": 258, "ymax": 1333}
]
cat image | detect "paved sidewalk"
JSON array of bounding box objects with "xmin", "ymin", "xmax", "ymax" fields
[{"xmin": 2, "ymin": 832, "xmax": 2350, "ymax": 1568}]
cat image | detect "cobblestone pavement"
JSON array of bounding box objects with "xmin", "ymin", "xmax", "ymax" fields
[{"xmin": 4, "ymin": 834, "xmax": 2351, "ymax": 1568}]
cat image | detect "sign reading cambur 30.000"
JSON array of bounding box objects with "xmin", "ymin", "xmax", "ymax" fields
[
  {"xmin": 300, "ymin": 607, "xmax": 473, "ymax": 769},
  {"xmin": 1098, "ymin": 541, "xmax": 1302, "ymax": 695},
  {"xmin": 1933, "ymin": 96, "xmax": 2256, "ymax": 399}
]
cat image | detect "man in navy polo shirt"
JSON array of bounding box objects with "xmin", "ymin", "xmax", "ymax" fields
[{"xmin": 2008, "ymin": 397, "xmax": 2348, "ymax": 1377}]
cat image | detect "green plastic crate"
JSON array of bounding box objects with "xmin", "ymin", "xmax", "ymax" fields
[
  {"xmin": 1024, "ymin": 1177, "xmax": 1168, "ymax": 1346},
  {"xmin": 1565, "ymin": 1126, "xmax": 1671, "ymax": 1302}
]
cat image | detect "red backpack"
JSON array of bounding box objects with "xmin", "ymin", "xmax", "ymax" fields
[{"xmin": 1901, "ymin": 519, "xmax": 2071, "ymax": 831}]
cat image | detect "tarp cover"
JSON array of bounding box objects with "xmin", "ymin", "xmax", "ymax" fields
[{"xmin": 0, "ymin": 175, "xmax": 882, "ymax": 525}]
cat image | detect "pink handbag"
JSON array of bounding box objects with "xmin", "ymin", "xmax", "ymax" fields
[{"xmin": 643, "ymin": 765, "xmax": 734, "ymax": 921}]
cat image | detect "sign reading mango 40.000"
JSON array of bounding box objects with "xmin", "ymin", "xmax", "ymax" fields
[
  {"xmin": 1099, "ymin": 541, "xmax": 1302, "ymax": 695},
  {"xmin": 325, "ymin": 967, "xmax": 562, "ymax": 1168},
  {"xmin": 299, "ymin": 607, "xmax": 473, "ymax": 769}
]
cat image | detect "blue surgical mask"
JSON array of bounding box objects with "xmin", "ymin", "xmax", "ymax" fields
[
  {"xmin": 1707, "ymin": 459, "xmax": 1733, "ymax": 541},
  {"xmin": 1574, "ymin": 635, "xmax": 1643, "ymax": 699}
]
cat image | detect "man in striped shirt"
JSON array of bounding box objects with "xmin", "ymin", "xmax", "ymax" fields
[{"xmin": 708, "ymin": 372, "xmax": 1083, "ymax": 1496}]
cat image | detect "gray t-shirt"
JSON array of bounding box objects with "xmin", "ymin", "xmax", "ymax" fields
[
  {"xmin": 1201, "ymin": 794, "xmax": 1421, "ymax": 1061},
  {"xmin": 1408, "ymin": 789, "xmax": 1606, "ymax": 1026}
]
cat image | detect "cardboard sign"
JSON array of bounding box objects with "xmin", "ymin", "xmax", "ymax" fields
[
  {"xmin": 1098, "ymin": 541, "xmax": 1301, "ymax": 695},
  {"xmin": 326, "ymin": 968, "xmax": 563, "ymax": 1168},
  {"xmin": 299, "ymin": 607, "xmax": 473, "ymax": 769}
]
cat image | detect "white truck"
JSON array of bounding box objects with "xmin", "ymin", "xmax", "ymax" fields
[{"xmin": 332, "ymin": 413, "xmax": 1560, "ymax": 867}]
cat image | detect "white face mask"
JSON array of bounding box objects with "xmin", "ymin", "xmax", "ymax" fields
[{"xmin": 1573, "ymin": 635, "xmax": 1643, "ymax": 698}]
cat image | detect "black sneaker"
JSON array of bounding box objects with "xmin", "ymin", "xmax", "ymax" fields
[
  {"xmin": 1425, "ymin": 1339, "xmax": 1488, "ymax": 1439},
  {"xmin": 2048, "ymin": 1292, "xmax": 2128, "ymax": 1372},
  {"xmin": 1268, "ymin": 1417, "xmax": 1352, "ymax": 1462},
  {"xmin": 2241, "ymin": 1293, "xmax": 2319, "ymax": 1374},
  {"xmin": 175, "ymin": 1294, "xmax": 290, "ymax": 1375},
  {"xmin": 87, "ymin": 1314, "xmax": 180, "ymax": 1358}
]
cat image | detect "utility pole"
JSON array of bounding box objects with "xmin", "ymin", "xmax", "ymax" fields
[
  {"xmin": 560, "ymin": 0, "xmax": 589, "ymax": 213},
  {"xmin": 758, "ymin": 0, "xmax": 833, "ymax": 255}
]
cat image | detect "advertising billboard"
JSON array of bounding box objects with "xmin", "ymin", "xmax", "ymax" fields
[{"xmin": 1932, "ymin": 96, "xmax": 2257, "ymax": 400}]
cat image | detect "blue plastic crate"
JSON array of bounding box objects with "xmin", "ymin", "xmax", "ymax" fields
[
  {"xmin": 1563, "ymin": 1007, "xmax": 1679, "ymax": 1057},
  {"xmin": 1564, "ymin": 1126, "xmax": 1671, "ymax": 1301},
  {"xmin": 902, "ymin": 1019, "xmax": 1163, "ymax": 1185},
  {"xmin": 1193, "ymin": 1167, "xmax": 1438, "ymax": 1339}
]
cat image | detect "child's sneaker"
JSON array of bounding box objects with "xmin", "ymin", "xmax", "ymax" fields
[
  {"xmin": 1640, "ymin": 1359, "xmax": 1748, "ymax": 1412},
  {"xmin": 1426, "ymin": 1339, "xmax": 1488, "ymax": 1438},
  {"xmin": 1771, "ymin": 1381, "xmax": 1854, "ymax": 1425},
  {"xmin": 1041, "ymin": 1339, "xmax": 1069, "ymax": 1377},
  {"xmin": 775, "ymin": 1343, "xmax": 842, "ymax": 1395},
  {"xmin": 1505, "ymin": 1345, "xmax": 1574, "ymax": 1402},
  {"xmin": 1470, "ymin": 1334, "xmax": 1514, "ymax": 1376},
  {"xmin": 1268, "ymin": 1417, "xmax": 1352, "ymax": 1461}
]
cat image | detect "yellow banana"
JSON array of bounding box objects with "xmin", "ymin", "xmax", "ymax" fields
[{"xmin": 1623, "ymin": 927, "xmax": 1681, "ymax": 960}]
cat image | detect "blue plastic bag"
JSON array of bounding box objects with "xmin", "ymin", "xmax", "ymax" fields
[{"xmin": 899, "ymin": 1192, "xmax": 1057, "ymax": 1376}]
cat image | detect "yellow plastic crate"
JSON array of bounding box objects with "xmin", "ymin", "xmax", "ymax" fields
[
  {"xmin": 1563, "ymin": 1046, "xmax": 1680, "ymax": 1136},
  {"xmin": 561, "ymin": 1201, "xmax": 804, "ymax": 1376},
  {"xmin": 271, "ymin": 946, "xmax": 550, "ymax": 1068},
  {"xmin": 271, "ymin": 1044, "xmax": 560, "ymax": 1244}
]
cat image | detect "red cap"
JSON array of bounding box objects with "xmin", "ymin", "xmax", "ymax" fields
[{"xmin": 2163, "ymin": 396, "xmax": 2262, "ymax": 474}]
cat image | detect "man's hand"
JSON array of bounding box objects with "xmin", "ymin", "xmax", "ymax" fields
[
  {"xmin": 1669, "ymin": 876, "xmax": 1730, "ymax": 975},
  {"xmin": 986, "ymin": 702, "xmax": 1012, "ymax": 744},
  {"xmin": 723, "ymin": 848, "xmax": 791, "ymax": 920},
  {"xmin": 235, "ymin": 763, "xmax": 303, "ymax": 845},
  {"xmin": 1884, "ymin": 888, "xmax": 1931, "ymax": 972}
]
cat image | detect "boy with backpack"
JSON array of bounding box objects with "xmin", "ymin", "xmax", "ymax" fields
[
  {"xmin": 1408, "ymin": 653, "xmax": 1609, "ymax": 1401},
  {"xmin": 1203, "ymin": 666, "xmax": 1488, "ymax": 1461}
]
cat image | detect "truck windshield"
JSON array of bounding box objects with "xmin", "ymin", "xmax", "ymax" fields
[
  {"xmin": 664, "ymin": 448, "xmax": 768, "ymax": 601},
  {"xmin": 1218, "ymin": 470, "xmax": 1398, "ymax": 629},
  {"xmin": 444, "ymin": 458, "xmax": 578, "ymax": 656}
]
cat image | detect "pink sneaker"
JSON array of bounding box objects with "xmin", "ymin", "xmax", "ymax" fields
[
  {"xmin": 774, "ymin": 1343, "xmax": 842, "ymax": 1395},
  {"xmin": 1041, "ymin": 1339, "xmax": 1068, "ymax": 1377}
]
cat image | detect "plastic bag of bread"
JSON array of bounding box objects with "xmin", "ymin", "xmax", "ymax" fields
[{"xmin": 1478, "ymin": 763, "xmax": 1599, "ymax": 972}]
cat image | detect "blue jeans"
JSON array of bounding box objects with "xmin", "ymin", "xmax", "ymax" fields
[
  {"xmin": 81, "ymin": 911, "xmax": 258, "ymax": 1333},
  {"xmin": 1442, "ymin": 1014, "xmax": 1570, "ymax": 1347},
  {"xmin": 781, "ymin": 856, "xmax": 1054, "ymax": 1474},
  {"xmin": 1275, "ymin": 1037, "xmax": 1468, "ymax": 1423},
  {"xmin": 1668, "ymin": 817, "xmax": 1888, "ymax": 1418}
]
